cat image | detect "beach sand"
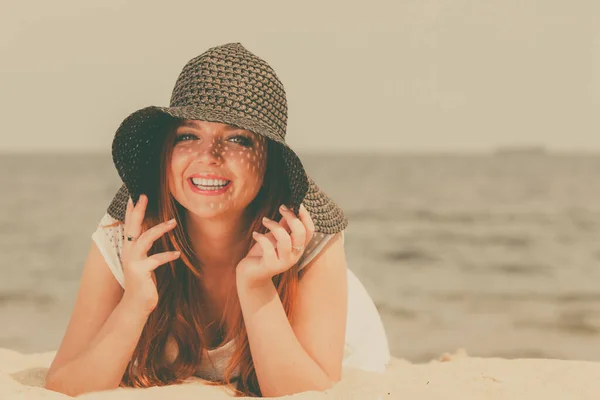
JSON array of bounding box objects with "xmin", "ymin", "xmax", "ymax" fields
[{"xmin": 1, "ymin": 348, "xmax": 598, "ymax": 399}]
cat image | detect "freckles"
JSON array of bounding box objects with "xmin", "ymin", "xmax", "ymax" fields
[{"xmin": 177, "ymin": 146, "xmax": 194, "ymax": 155}]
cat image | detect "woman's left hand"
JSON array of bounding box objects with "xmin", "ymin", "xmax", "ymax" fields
[{"xmin": 236, "ymin": 204, "xmax": 315, "ymax": 288}]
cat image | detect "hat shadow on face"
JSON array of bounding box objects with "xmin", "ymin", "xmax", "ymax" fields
[{"xmin": 158, "ymin": 119, "xmax": 273, "ymax": 220}]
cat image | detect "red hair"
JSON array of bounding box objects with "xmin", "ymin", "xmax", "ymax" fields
[{"xmin": 106, "ymin": 121, "xmax": 299, "ymax": 396}]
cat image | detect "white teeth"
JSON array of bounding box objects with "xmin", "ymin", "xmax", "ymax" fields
[{"xmin": 191, "ymin": 178, "xmax": 230, "ymax": 186}]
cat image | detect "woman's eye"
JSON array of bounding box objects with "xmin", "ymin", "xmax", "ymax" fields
[
  {"xmin": 174, "ymin": 133, "xmax": 197, "ymax": 143},
  {"xmin": 229, "ymin": 135, "xmax": 252, "ymax": 147},
  {"xmin": 173, "ymin": 133, "xmax": 251, "ymax": 147}
]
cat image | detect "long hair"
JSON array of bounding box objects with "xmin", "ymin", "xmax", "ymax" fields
[{"xmin": 111, "ymin": 121, "xmax": 299, "ymax": 397}]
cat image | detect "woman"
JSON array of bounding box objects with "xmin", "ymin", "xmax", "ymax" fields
[{"xmin": 45, "ymin": 42, "xmax": 390, "ymax": 397}]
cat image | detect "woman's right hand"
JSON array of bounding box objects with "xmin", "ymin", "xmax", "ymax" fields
[{"xmin": 120, "ymin": 194, "xmax": 181, "ymax": 315}]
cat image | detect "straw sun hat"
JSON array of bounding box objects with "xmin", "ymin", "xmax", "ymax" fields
[{"xmin": 106, "ymin": 42, "xmax": 347, "ymax": 235}]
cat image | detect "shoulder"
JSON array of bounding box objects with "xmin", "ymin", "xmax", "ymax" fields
[
  {"xmin": 93, "ymin": 213, "xmax": 125, "ymax": 248},
  {"xmin": 298, "ymin": 230, "xmax": 345, "ymax": 273},
  {"xmin": 91, "ymin": 212, "xmax": 126, "ymax": 287},
  {"xmin": 98, "ymin": 213, "xmax": 123, "ymax": 229}
]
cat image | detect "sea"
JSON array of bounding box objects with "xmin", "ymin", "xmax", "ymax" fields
[{"xmin": 1, "ymin": 152, "xmax": 600, "ymax": 362}]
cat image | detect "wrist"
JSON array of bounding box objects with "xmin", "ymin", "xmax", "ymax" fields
[
  {"xmin": 120, "ymin": 294, "xmax": 155, "ymax": 318},
  {"xmin": 235, "ymin": 270, "xmax": 274, "ymax": 293},
  {"xmin": 236, "ymin": 275, "xmax": 277, "ymax": 310}
]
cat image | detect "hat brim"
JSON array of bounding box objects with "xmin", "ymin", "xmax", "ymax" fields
[{"xmin": 108, "ymin": 105, "xmax": 347, "ymax": 234}]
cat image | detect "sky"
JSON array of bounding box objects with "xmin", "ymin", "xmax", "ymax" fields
[{"xmin": 1, "ymin": 0, "xmax": 599, "ymax": 153}]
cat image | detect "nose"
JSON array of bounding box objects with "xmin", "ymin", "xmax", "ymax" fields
[{"xmin": 193, "ymin": 138, "xmax": 225, "ymax": 165}]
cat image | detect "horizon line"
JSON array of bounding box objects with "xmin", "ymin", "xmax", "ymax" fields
[{"xmin": 2, "ymin": 148, "xmax": 600, "ymax": 156}]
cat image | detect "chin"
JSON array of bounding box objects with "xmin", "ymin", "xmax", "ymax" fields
[
  {"xmin": 174, "ymin": 186, "xmax": 258, "ymax": 220},
  {"xmin": 183, "ymin": 199, "xmax": 252, "ymax": 221},
  {"xmin": 187, "ymin": 206, "xmax": 230, "ymax": 219}
]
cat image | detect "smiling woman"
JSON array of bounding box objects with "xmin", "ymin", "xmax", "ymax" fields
[
  {"xmin": 43, "ymin": 42, "xmax": 390, "ymax": 398},
  {"xmin": 168, "ymin": 120, "xmax": 268, "ymax": 218}
]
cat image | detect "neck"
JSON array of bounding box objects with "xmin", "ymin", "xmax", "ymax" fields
[
  {"xmin": 184, "ymin": 210, "xmax": 254, "ymax": 339},
  {"xmin": 185, "ymin": 209, "xmax": 251, "ymax": 275}
]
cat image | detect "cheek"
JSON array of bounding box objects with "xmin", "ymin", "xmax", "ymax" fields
[
  {"xmin": 237, "ymin": 148, "xmax": 266, "ymax": 174},
  {"xmin": 229, "ymin": 147, "xmax": 266, "ymax": 184},
  {"xmin": 255, "ymin": 144, "xmax": 267, "ymax": 175},
  {"xmin": 254, "ymin": 144, "xmax": 267, "ymax": 180},
  {"xmin": 170, "ymin": 148, "xmax": 186, "ymax": 173},
  {"xmin": 169, "ymin": 147, "xmax": 194, "ymax": 182}
]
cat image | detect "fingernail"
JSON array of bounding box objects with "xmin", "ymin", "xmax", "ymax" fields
[
  {"xmin": 252, "ymin": 231, "xmax": 259, "ymax": 238},
  {"xmin": 128, "ymin": 198, "xmax": 132, "ymax": 206},
  {"xmin": 280, "ymin": 204, "xmax": 288, "ymax": 211},
  {"xmin": 167, "ymin": 218, "xmax": 176, "ymax": 225},
  {"xmin": 262, "ymin": 216, "xmax": 271, "ymax": 223},
  {"xmin": 173, "ymin": 251, "xmax": 181, "ymax": 256}
]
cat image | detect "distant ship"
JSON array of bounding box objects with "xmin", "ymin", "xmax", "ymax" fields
[{"xmin": 493, "ymin": 145, "xmax": 548, "ymax": 156}]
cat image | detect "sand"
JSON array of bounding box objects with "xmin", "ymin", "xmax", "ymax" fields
[{"xmin": 1, "ymin": 348, "xmax": 598, "ymax": 399}]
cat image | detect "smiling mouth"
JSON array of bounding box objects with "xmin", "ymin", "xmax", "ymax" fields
[
  {"xmin": 188, "ymin": 178, "xmax": 232, "ymax": 194},
  {"xmin": 192, "ymin": 181, "xmax": 230, "ymax": 190}
]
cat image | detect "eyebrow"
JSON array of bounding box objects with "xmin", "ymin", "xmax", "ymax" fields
[{"xmin": 178, "ymin": 121, "xmax": 243, "ymax": 131}]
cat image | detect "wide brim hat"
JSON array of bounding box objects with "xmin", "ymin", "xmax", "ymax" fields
[{"xmin": 106, "ymin": 42, "xmax": 347, "ymax": 234}]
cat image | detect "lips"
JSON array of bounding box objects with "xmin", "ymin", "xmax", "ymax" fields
[
  {"xmin": 188, "ymin": 177, "xmax": 232, "ymax": 196},
  {"xmin": 188, "ymin": 173, "xmax": 230, "ymax": 181}
]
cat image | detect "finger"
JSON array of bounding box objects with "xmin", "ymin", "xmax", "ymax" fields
[
  {"xmin": 125, "ymin": 197, "xmax": 133, "ymax": 225},
  {"xmin": 262, "ymin": 217, "xmax": 292, "ymax": 260},
  {"xmin": 145, "ymin": 250, "xmax": 181, "ymax": 271},
  {"xmin": 258, "ymin": 220, "xmax": 285, "ymax": 244},
  {"xmin": 128, "ymin": 194, "xmax": 147, "ymax": 239},
  {"xmin": 252, "ymin": 232, "xmax": 279, "ymax": 267},
  {"xmin": 276, "ymin": 213, "xmax": 291, "ymax": 232},
  {"xmin": 123, "ymin": 198, "xmax": 135, "ymax": 247},
  {"xmin": 279, "ymin": 204, "xmax": 307, "ymax": 251},
  {"xmin": 297, "ymin": 204, "xmax": 315, "ymax": 246},
  {"xmin": 131, "ymin": 219, "xmax": 177, "ymax": 259}
]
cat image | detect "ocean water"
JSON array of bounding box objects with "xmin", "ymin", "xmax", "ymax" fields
[{"xmin": 1, "ymin": 152, "xmax": 600, "ymax": 362}]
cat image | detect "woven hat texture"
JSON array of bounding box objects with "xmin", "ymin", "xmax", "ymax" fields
[{"xmin": 108, "ymin": 42, "xmax": 347, "ymax": 234}]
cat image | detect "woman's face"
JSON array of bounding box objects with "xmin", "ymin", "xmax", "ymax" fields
[{"xmin": 168, "ymin": 119, "xmax": 267, "ymax": 219}]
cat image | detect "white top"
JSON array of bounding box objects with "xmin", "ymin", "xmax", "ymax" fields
[{"xmin": 91, "ymin": 212, "xmax": 345, "ymax": 381}]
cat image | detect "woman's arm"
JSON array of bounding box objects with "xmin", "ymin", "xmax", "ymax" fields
[
  {"xmin": 236, "ymin": 232, "xmax": 347, "ymax": 397},
  {"xmin": 45, "ymin": 242, "xmax": 151, "ymax": 397}
]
